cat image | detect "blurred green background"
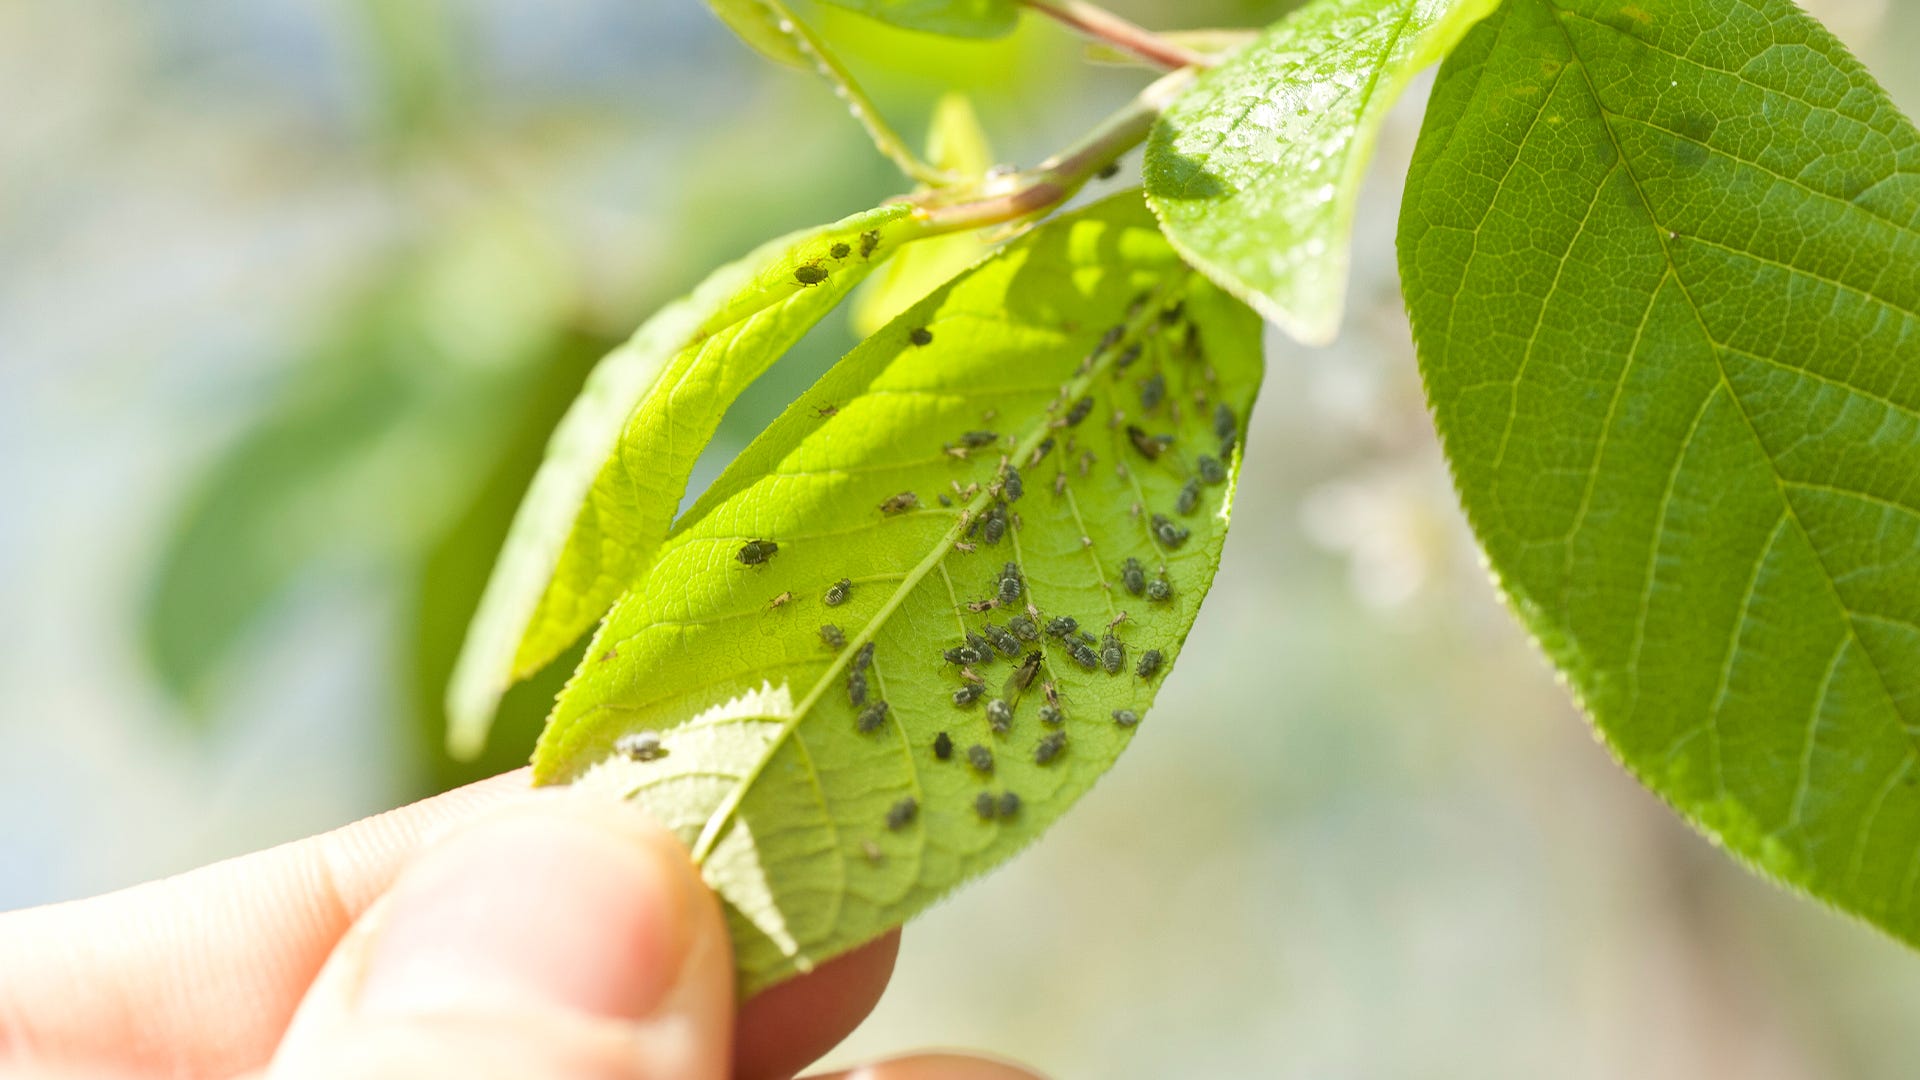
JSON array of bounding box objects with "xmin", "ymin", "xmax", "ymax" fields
[{"xmin": 6, "ymin": 0, "xmax": 1920, "ymax": 1074}]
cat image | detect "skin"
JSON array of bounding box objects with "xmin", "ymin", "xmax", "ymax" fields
[{"xmin": 0, "ymin": 771, "xmax": 1043, "ymax": 1080}]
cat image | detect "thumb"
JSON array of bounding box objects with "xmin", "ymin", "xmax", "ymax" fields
[{"xmin": 267, "ymin": 794, "xmax": 733, "ymax": 1080}]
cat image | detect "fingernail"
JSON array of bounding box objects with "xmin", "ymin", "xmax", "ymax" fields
[{"xmin": 357, "ymin": 802, "xmax": 697, "ymax": 1021}]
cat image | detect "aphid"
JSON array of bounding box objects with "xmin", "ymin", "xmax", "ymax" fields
[
  {"xmin": 1038, "ymin": 704, "xmax": 1065, "ymax": 726},
  {"xmin": 982, "ymin": 503, "xmax": 1008, "ymax": 545},
  {"xmin": 1100, "ymin": 632, "xmax": 1125, "ymax": 675},
  {"xmin": 1043, "ymin": 680, "xmax": 1060, "ymax": 708},
  {"xmin": 1027, "ymin": 438, "xmax": 1054, "ymax": 467},
  {"xmin": 1009, "ymin": 650, "xmax": 1044, "ymax": 694},
  {"xmin": 986, "ymin": 698, "xmax": 1013, "ymax": 733},
  {"xmin": 767, "ymin": 590, "xmax": 794, "ymax": 610},
  {"xmin": 997, "ymin": 562, "xmax": 1024, "ymax": 604},
  {"xmin": 1140, "ymin": 372, "xmax": 1166, "ymax": 411},
  {"xmin": 960, "ymin": 430, "xmax": 999, "ymax": 448},
  {"xmin": 967, "ymin": 743, "xmax": 995, "ymax": 774},
  {"xmin": 1146, "ymin": 576, "xmax": 1173, "ymax": 603},
  {"xmin": 955, "ymin": 540, "xmax": 976, "ymax": 553},
  {"xmin": 934, "ymin": 731, "xmax": 954, "ymax": 760},
  {"xmin": 983, "ymin": 623, "xmax": 1021, "ymax": 658},
  {"xmin": 1078, "ymin": 629, "xmax": 1098, "ymax": 645},
  {"xmin": 1177, "ymin": 478, "xmax": 1201, "ymax": 516},
  {"xmin": 975, "ymin": 791, "xmax": 998, "ymax": 820},
  {"xmin": 1096, "ymin": 161, "xmax": 1120, "ymax": 180},
  {"xmin": 1035, "ymin": 730, "xmax": 1067, "ymax": 765},
  {"xmin": 938, "ymin": 493, "xmax": 954, "ymax": 508},
  {"xmin": 1063, "ymin": 395, "xmax": 1094, "ymax": 427},
  {"xmin": 819, "ymin": 623, "xmax": 847, "ymax": 649},
  {"xmin": 1116, "ymin": 344, "xmax": 1141, "ymax": 369},
  {"xmin": 1161, "ymin": 300, "xmax": 1186, "ymax": 325},
  {"xmin": 966, "ymin": 631, "xmax": 995, "ymax": 661},
  {"xmin": 1121, "ymin": 557, "xmax": 1146, "ymax": 596},
  {"xmin": 1003, "ymin": 466, "xmax": 1024, "ymax": 501},
  {"xmin": 847, "ymin": 669, "xmax": 868, "ymax": 707},
  {"xmin": 1136, "ymin": 648, "xmax": 1164, "ymax": 679},
  {"xmin": 1218, "ymin": 434, "xmax": 1237, "ymax": 458},
  {"xmin": 853, "ymin": 641, "xmax": 875, "ymax": 671},
  {"xmin": 614, "ymin": 731, "xmax": 668, "ymax": 762},
  {"xmin": 1067, "ymin": 639, "xmax": 1099, "ymax": 670},
  {"xmin": 954, "ymin": 683, "xmax": 985, "ymax": 707},
  {"xmin": 1052, "ymin": 472, "xmax": 1068, "ymax": 496},
  {"xmin": 966, "ymin": 598, "xmax": 997, "ymax": 614},
  {"xmin": 1097, "ymin": 325, "xmax": 1125, "ymax": 353},
  {"xmin": 953, "ymin": 480, "xmax": 980, "ymax": 500},
  {"xmin": 909, "ymin": 326, "xmax": 933, "ymax": 346},
  {"xmin": 599, "ymin": 648, "xmax": 618, "ymax": 663},
  {"xmin": 1107, "ymin": 610, "xmax": 1130, "ymax": 629},
  {"xmin": 1046, "ymin": 615, "xmax": 1079, "ymax": 638},
  {"xmin": 959, "ymin": 666, "xmax": 985, "ymax": 684},
  {"xmin": 1197, "ymin": 454, "xmax": 1227, "ymax": 485},
  {"xmin": 886, "ymin": 796, "xmax": 919, "ymax": 831},
  {"xmin": 1003, "ymin": 615, "xmax": 1036, "ymax": 643},
  {"xmin": 861, "ymin": 839, "xmax": 885, "ymax": 865},
  {"xmin": 944, "ymin": 644, "xmax": 984, "ymax": 666},
  {"xmin": 1152, "ymin": 513, "xmax": 1191, "ymax": 550},
  {"xmin": 857, "ymin": 701, "xmax": 890, "ymax": 733},
  {"xmin": 944, "ymin": 444, "xmax": 971, "ymax": 460},
  {"xmin": 830, "ymin": 241, "xmax": 852, "ymax": 259},
  {"xmin": 794, "ymin": 261, "xmax": 829, "ymax": 286},
  {"xmin": 1113, "ymin": 708, "xmax": 1140, "ymax": 727},
  {"xmin": 736, "ymin": 539, "xmax": 779, "ymax": 565},
  {"xmin": 859, "ymin": 229, "xmax": 880, "ymax": 258},
  {"xmin": 813, "ymin": 403, "xmax": 840, "ymax": 419},
  {"xmin": 1127, "ymin": 425, "xmax": 1168, "ymax": 461},
  {"xmin": 1214, "ymin": 403, "xmax": 1236, "ymax": 443},
  {"xmin": 1078, "ymin": 450, "xmax": 1096, "ymax": 477},
  {"xmin": 824, "ymin": 578, "xmax": 852, "ymax": 606},
  {"xmin": 997, "ymin": 791, "xmax": 1022, "ymax": 818},
  {"xmin": 879, "ymin": 491, "xmax": 920, "ymax": 515}
]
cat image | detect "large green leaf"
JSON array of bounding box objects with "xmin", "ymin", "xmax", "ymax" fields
[
  {"xmin": 539, "ymin": 195, "xmax": 1264, "ymax": 993},
  {"xmin": 815, "ymin": 0, "xmax": 1018, "ymax": 39},
  {"xmin": 1400, "ymin": 0, "xmax": 1920, "ymax": 940},
  {"xmin": 447, "ymin": 206, "xmax": 913, "ymax": 756},
  {"xmin": 1145, "ymin": 0, "xmax": 1496, "ymax": 346}
]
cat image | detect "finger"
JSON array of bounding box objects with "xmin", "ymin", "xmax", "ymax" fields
[
  {"xmin": 733, "ymin": 932, "xmax": 900, "ymax": 1080},
  {"xmin": 804, "ymin": 1053, "xmax": 1049, "ymax": 1080},
  {"xmin": 0, "ymin": 770, "xmax": 532, "ymax": 1078},
  {"xmin": 267, "ymin": 795, "xmax": 732, "ymax": 1080}
]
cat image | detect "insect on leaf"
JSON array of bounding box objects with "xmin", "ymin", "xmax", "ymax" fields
[
  {"xmin": 447, "ymin": 205, "xmax": 915, "ymax": 757},
  {"xmin": 1144, "ymin": 0, "xmax": 1496, "ymax": 346},
  {"xmin": 540, "ymin": 194, "xmax": 1264, "ymax": 994},
  {"xmin": 1401, "ymin": 0, "xmax": 1920, "ymax": 943},
  {"xmin": 705, "ymin": 0, "xmax": 811, "ymax": 69},
  {"xmin": 814, "ymin": 0, "xmax": 1018, "ymax": 39}
]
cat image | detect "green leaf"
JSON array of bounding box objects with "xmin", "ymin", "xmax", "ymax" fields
[
  {"xmin": 852, "ymin": 93, "xmax": 998, "ymax": 336},
  {"xmin": 815, "ymin": 0, "xmax": 1018, "ymax": 39},
  {"xmin": 1400, "ymin": 0, "xmax": 1920, "ymax": 942},
  {"xmin": 447, "ymin": 205, "xmax": 916, "ymax": 757},
  {"xmin": 705, "ymin": 0, "xmax": 811, "ymax": 68},
  {"xmin": 1144, "ymin": 0, "xmax": 1496, "ymax": 346},
  {"xmin": 537, "ymin": 194, "xmax": 1264, "ymax": 993}
]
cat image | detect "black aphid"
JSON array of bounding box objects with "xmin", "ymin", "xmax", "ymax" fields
[
  {"xmin": 1177, "ymin": 478, "xmax": 1201, "ymax": 516},
  {"xmin": 1035, "ymin": 730, "xmax": 1067, "ymax": 765},
  {"xmin": 1003, "ymin": 466, "xmax": 1024, "ymax": 501},
  {"xmin": 857, "ymin": 701, "xmax": 890, "ymax": 733},
  {"xmin": 830, "ymin": 241, "xmax": 852, "ymax": 259},
  {"xmin": 1127, "ymin": 425, "xmax": 1169, "ymax": 461},
  {"xmin": 1100, "ymin": 632, "xmax": 1125, "ymax": 675},
  {"xmin": 1140, "ymin": 372, "xmax": 1165, "ymax": 411},
  {"xmin": 1067, "ymin": 639, "xmax": 1099, "ymax": 670},
  {"xmin": 1046, "ymin": 615, "xmax": 1079, "ymax": 638},
  {"xmin": 853, "ymin": 641, "xmax": 875, "ymax": 671},
  {"xmin": 938, "ymin": 493, "xmax": 953, "ymax": 507},
  {"xmin": 944, "ymin": 643, "xmax": 985, "ymax": 666},
  {"xmin": 986, "ymin": 698, "xmax": 1013, "ymax": 733},
  {"xmin": 1009, "ymin": 650, "xmax": 1044, "ymax": 694},
  {"xmin": 1116, "ymin": 344, "xmax": 1141, "ymax": 369},
  {"xmin": 824, "ymin": 578, "xmax": 852, "ymax": 606},
  {"xmin": 983, "ymin": 623, "xmax": 1020, "ymax": 658},
  {"xmin": 909, "ymin": 326, "xmax": 933, "ymax": 346},
  {"xmin": 975, "ymin": 791, "xmax": 998, "ymax": 820},
  {"xmin": 982, "ymin": 503, "xmax": 1008, "ymax": 545},
  {"xmin": 1027, "ymin": 438, "xmax": 1054, "ymax": 467},
  {"xmin": 1121, "ymin": 557, "xmax": 1146, "ymax": 596},
  {"xmin": 1197, "ymin": 454, "xmax": 1227, "ymax": 485},
  {"xmin": 1136, "ymin": 649, "xmax": 1164, "ymax": 679},
  {"xmin": 967, "ymin": 743, "xmax": 995, "ymax": 774},
  {"xmin": 1064, "ymin": 395, "xmax": 1094, "ymax": 427},
  {"xmin": 997, "ymin": 561, "xmax": 1024, "ymax": 604},
  {"xmin": 819, "ymin": 624, "xmax": 846, "ymax": 649},
  {"xmin": 1146, "ymin": 576, "xmax": 1173, "ymax": 602},
  {"xmin": 1161, "ymin": 300, "xmax": 1186, "ymax": 325},
  {"xmin": 847, "ymin": 669, "xmax": 868, "ymax": 707},
  {"xmin": 965, "ymin": 632, "xmax": 995, "ymax": 663},
  {"xmin": 934, "ymin": 731, "xmax": 954, "ymax": 760},
  {"xmin": 953, "ymin": 683, "xmax": 985, "ymax": 708},
  {"xmin": 614, "ymin": 731, "xmax": 668, "ymax": 762},
  {"xmin": 1038, "ymin": 704, "xmax": 1064, "ymax": 726},
  {"xmin": 1112, "ymin": 708, "xmax": 1140, "ymax": 727},
  {"xmin": 886, "ymin": 797, "xmax": 919, "ymax": 831},
  {"xmin": 1097, "ymin": 325, "xmax": 1125, "ymax": 352},
  {"xmin": 1008, "ymin": 614, "xmax": 1039, "ymax": 641},
  {"xmin": 1096, "ymin": 161, "xmax": 1120, "ymax": 180},
  {"xmin": 1213, "ymin": 403, "xmax": 1236, "ymax": 443},
  {"xmin": 1152, "ymin": 513, "xmax": 1191, "ymax": 550},
  {"xmin": 859, "ymin": 229, "xmax": 880, "ymax": 258},
  {"xmin": 960, "ymin": 430, "xmax": 999, "ymax": 448},
  {"xmin": 736, "ymin": 539, "xmax": 779, "ymax": 565},
  {"xmin": 879, "ymin": 491, "xmax": 920, "ymax": 515},
  {"xmin": 794, "ymin": 262, "xmax": 829, "ymax": 286},
  {"xmin": 1078, "ymin": 629, "xmax": 1098, "ymax": 645},
  {"xmin": 997, "ymin": 791, "xmax": 1022, "ymax": 818}
]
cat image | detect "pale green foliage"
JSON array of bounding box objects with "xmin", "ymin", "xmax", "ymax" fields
[
  {"xmin": 852, "ymin": 94, "xmax": 999, "ymax": 336},
  {"xmin": 447, "ymin": 206, "xmax": 913, "ymax": 756},
  {"xmin": 1145, "ymin": 0, "xmax": 1495, "ymax": 345},
  {"xmin": 1400, "ymin": 0, "xmax": 1920, "ymax": 942},
  {"xmin": 815, "ymin": 0, "xmax": 1018, "ymax": 38},
  {"xmin": 705, "ymin": 0, "xmax": 810, "ymax": 68},
  {"xmin": 536, "ymin": 196, "xmax": 1264, "ymax": 992}
]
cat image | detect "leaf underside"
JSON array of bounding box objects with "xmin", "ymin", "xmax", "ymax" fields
[
  {"xmin": 814, "ymin": 0, "xmax": 1018, "ymax": 39},
  {"xmin": 447, "ymin": 206, "xmax": 913, "ymax": 755},
  {"xmin": 1400, "ymin": 0, "xmax": 1920, "ymax": 941},
  {"xmin": 1146, "ymin": 0, "xmax": 1497, "ymax": 346},
  {"xmin": 539, "ymin": 194, "xmax": 1264, "ymax": 994}
]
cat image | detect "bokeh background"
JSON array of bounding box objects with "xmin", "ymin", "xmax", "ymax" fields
[{"xmin": 5, "ymin": 0, "xmax": 1919, "ymax": 1075}]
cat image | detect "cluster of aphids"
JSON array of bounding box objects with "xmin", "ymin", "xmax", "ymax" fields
[{"xmin": 789, "ymin": 228, "xmax": 884, "ymax": 289}]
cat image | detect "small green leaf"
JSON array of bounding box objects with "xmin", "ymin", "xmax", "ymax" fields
[
  {"xmin": 447, "ymin": 206, "xmax": 915, "ymax": 757},
  {"xmin": 538, "ymin": 194, "xmax": 1263, "ymax": 993},
  {"xmin": 815, "ymin": 0, "xmax": 1018, "ymax": 39},
  {"xmin": 1401, "ymin": 0, "xmax": 1920, "ymax": 941},
  {"xmin": 1145, "ymin": 0, "xmax": 1496, "ymax": 345},
  {"xmin": 852, "ymin": 93, "xmax": 998, "ymax": 336},
  {"xmin": 705, "ymin": 0, "xmax": 811, "ymax": 68}
]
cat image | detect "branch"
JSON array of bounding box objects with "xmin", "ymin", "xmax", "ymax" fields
[{"xmin": 1021, "ymin": 0, "xmax": 1215, "ymax": 72}]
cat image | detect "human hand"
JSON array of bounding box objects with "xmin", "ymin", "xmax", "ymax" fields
[{"xmin": 0, "ymin": 771, "xmax": 1042, "ymax": 1080}]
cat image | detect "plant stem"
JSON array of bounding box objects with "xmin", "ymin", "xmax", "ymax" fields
[
  {"xmin": 1021, "ymin": 0, "xmax": 1214, "ymax": 72},
  {"xmin": 778, "ymin": 3, "xmax": 960, "ymax": 186},
  {"xmin": 908, "ymin": 66, "xmax": 1195, "ymax": 231}
]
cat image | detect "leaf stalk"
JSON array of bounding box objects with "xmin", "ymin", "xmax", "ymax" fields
[{"xmin": 1021, "ymin": 0, "xmax": 1215, "ymax": 72}]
